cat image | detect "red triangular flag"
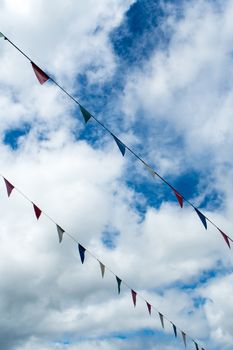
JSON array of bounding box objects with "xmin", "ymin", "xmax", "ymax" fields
[
  {"xmin": 33, "ymin": 203, "xmax": 42, "ymax": 220},
  {"xmin": 31, "ymin": 62, "xmax": 49, "ymax": 85},
  {"xmin": 131, "ymin": 290, "xmax": 137, "ymax": 307},
  {"xmin": 173, "ymin": 189, "xmax": 183, "ymax": 208},
  {"xmin": 3, "ymin": 178, "xmax": 14, "ymax": 197},
  {"xmin": 218, "ymin": 229, "xmax": 231, "ymax": 249},
  {"xmin": 146, "ymin": 302, "xmax": 151, "ymax": 315}
]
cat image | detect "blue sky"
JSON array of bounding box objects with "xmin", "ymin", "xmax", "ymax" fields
[{"xmin": 0, "ymin": 1, "xmax": 233, "ymax": 350}]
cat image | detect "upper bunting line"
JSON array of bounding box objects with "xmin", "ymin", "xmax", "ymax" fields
[
  {"xmin": 0, "ymin": 32, "xmax": 232, "ymax": 249},
  {"xmin": 1, "ymin": 174, "xmax": 206, "ymax": 350}
]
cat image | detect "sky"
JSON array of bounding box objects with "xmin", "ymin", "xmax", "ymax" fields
[{"xmin": 0, "ymin": 0, "xmax": 233, "ymax": 349}]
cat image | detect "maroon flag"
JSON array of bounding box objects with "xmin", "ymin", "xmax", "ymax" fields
[
  {"xmin": 146, "ymin": 302, "xmax": 151, "ymax": 315},
  {"xmin": 31, "ymin": 62, "xmax": 49, "ymax": 85},
  {"xmin": 218, "ymin": 229, "xmax": 231, "ymax": 249},
  {"xmin": 131, "ymin": 290, "xmax": 137, "ymax": 307},
  {"xmin": 173, "ymin": 189, "xmax": 183, "ymax": 208},
  {"xmin": 3, "ymin": 178, "xmax": 14, "ymax": 197},
  {"xmin": 33, "ymin": 203, "xmax": 42, "ymax": 220}
]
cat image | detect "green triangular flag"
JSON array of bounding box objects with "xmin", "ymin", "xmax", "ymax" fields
[
  {"xmin": 0, "ymin": 33, "xmax": 4, "ymax": 38},
  {"xmin": 116, "ymin": 276, "xmax": 122, "ymax": 294},
  {"xmin": 79, "ymin": 105, "xmax": 92, "ymax": 123}
]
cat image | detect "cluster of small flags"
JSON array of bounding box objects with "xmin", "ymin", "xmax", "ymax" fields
[
  {"xmin": 1, "ymin": 175, "xmax": 205, "ymax": 349},
  {"xmin": 0, "ymin": 33, "xmax": 231, "ymax": 250}
]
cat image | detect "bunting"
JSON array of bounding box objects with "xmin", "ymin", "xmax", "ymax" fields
[
  {"xmin": 131, "ymin": 290, "xmax": 137, "ymax": 307},
  {"xmin": 146, "ymin": 302, "xmax": 151, "ymax": 315},
  {"xmin": 181, "ymin": 331, "xmax": 187, "ymax": 347},
  {"xmin": 99, "ymin": 261, "xmax": 105, "ymax": 278},
  {"xmin": 194, "ymin": 208, "xmax": 207, "ymax": 230},
  {"xmin": 112, "ymin": 134, "xmax": 126, "ymax": 156},
  {"xmin": 194, "ymin": 341, "xmax": 199, "ymax": 350},
  {"xmin": 57, "ymin": 225, "xmax": 65, "ymax": 243},
  {"xmin": 0, "ymin": 33, "xmax": 4, "ymax": 38},
  {"xmin": 78, "ymin": 244, "xmax": 86, "ymax": 264},
  {"xmin": 172, "ymin": 323, "xmax": 177, "ymax": 338},
  {"xmin": 79, "ymin": 105, "xmax": 92, "ymax": 123},
  {"xmin": 0, "ymin": 175, "xmax": 205, "ymax": 350},
  {"xmin": 159, "ymin": 312, "xmax": 164, "ymax": 329},
  {"xmin": 173, "ymin": 189, "xmax": 183, "ymax": 208},
  {"xmin": 1, "ymin": 33, "xmax": 231, "ymax": 250},
  {"xmin": 218, "ymin": 229, "xmax": 231, "ymax": 249},
  {"xmin": 116, "ymin": 276, "xmax": 122, "ymax": 294},
  {"xmin": 31, "ymin": 62, "xmax": 49, "ymax": 85},
  {"xmin": 3, "ymin": 177, "xmax": 14, "ymax": 197},
  {"xmin": 33, "ymin": 203, "xmax": 42, "ymax": 220}
]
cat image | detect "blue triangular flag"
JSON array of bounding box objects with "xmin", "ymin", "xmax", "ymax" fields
[
  {"xmin": 116, "ymin": 276, "xmax": 122, "ymax": 294},
  {"xmin": 78, "ymin": 244, "xmax": 86, "ymax": 264},
  {"xmin": 112, "ymin": 134, "xmax": 126, "ymax": 156},
  {"xmin": 79, "ymin": 105, "xmax": 92, "ymax": 123},
  {"xmin": 195, "ymin": 208, "xmax": 207, "ymax": 229},
  {"xmin": 171, "ymin": 323, "xmax": 177, "ymax": 338}
]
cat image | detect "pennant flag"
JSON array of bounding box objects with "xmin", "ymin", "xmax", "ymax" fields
[
  {"xmin": 79, "ymin": 105, "xmax": 92, "ymax": 123},
  {"xmin": 116, "ymin": 276, "xmax": 122, "ymax": 294},
  {"xmin": 218, "ymin": 229, "xmax": 231, "ymax": 249},
  {"xmin": 112, "ymin": 134, "xmax": 126, "ymax": 156},
  {"xmin": 171, "ymin": 323, "xmax": 177, "ymax": 338},
  {"xmin": 3, "ymin": 178, "xmax": 14, "ymax": 197},
  {"xmin": 0, "ymin": 33, "xmax": 4, "ymax": 38},
  {"xmin": 33, "ymin": 203, "xmax": 42, "ymax": 220},
  {"xmin": 146, "ymin": 302, "xmax": 151, "ymax": 315},
  {"xmin": 194, "ymin": 342, "xmax": 199, "ymax": 350},
  {"xmin": 144, "ymin": 163, "xmax": 155, "ymax": 178},
  {"xmin": 131, "ymin": 290, "xmax": 137, "ymax": 307},
  {"xmin": 195, "ymin": 208, "xmax": 207, "ymax": 229},
  {"xmin": 57, "ymin": 225, "xmax": 65, "ymax": 243},
  {"xmin": 99, "ymin": 261, "xmax": 105, "ymax": 278},
  {"xmin": 181, "ymin": 331, "xmax": 187, "ymax": 347},
  {"xmin": 31, "ymin": 62, "xmax": 49, "ymax": 85},
  {"xmin": 173, "ymin": 189, "xmax": 183, "ymax": 208},
  {"xmin": 158, "ymin": 312, "xmax": 164, "ymax": 329},
  {"xmin": 78, "ymin": 244, "xmax": 86, "ymax": 264}
]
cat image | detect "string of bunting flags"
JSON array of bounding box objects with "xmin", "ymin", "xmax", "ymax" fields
[
  {"xmin": 1, "ymin": 174, "xmax": 205, "ymax": 350},
  {"xmin": 0, "ymin": 32, "xmax": 231, "ymax": 250}
]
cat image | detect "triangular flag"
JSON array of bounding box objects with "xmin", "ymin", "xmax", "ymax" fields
[
  {"xmin": 79, "ymin": 105, "xmax": 92, "ymax": 123},
  {"xmin": 171, "ymin": 323, "xmax": 177, "ymax": 338},
  {"xmin": 116, "ymin": 276, "xmax": 122, "ymax": 294},
  {"xmin": 99, "ymin": 261, "xmax": 105, "ymax": 278},
  {"xmin": 173, "ymin": 189, "xmax": 183, "ymax": 208},
  {"xmin": 146, "ymin": 302, "xmax": 151, "ymax": 315},
  {"xmin": 158, "ymin": 312, "xmax": 164, "ymax": 329},
  {"xmin": 0, "ymin": 33, "xmax": 4, "ymax": 38},
  {"xmin": 131, "ymin": 290, "xmax": 137, "ymax": 307},
  {"xmin": 218, "ymin": 229, "xmax": 231, "ymax": 249},
  {"xmin": 3, "ymin": 178, "xmax": 14, "ymax": 197},
  {"xmin": 195, "ymin": 208, "xmax": 207, "ymax": 229},
  {"xmin": 194, "ymin": 341, "xmax": 199, "ymax": 350},
  {"xmin": 33, "ymin": 203, "xmax": 42, "ymax": 220},
  {"xmin": 112, "ymin": 134, "xmax": 126, "ymax": 156},
  {"xmin": 56, "ymin": 225, "xmax": 65, "ymax": 243},
  {"xmin": 78, "ymin": 244, "xmax": 86, "ymax": 264},
  {"xmin": 31, "ymin": 62, "xmax": 49, "ymax": 85},
  {"xmin": 181, "ymin": 331, "xmax": 187, "ymax": 347},
  {"xmin": 144, "ymin": 163, "xmax": 155, "ymax": 178}
]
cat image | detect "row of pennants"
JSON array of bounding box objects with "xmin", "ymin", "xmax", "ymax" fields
[
  {"xmin": 2, "ymin": 174, "xmax": 205, "ymax": 350},
  {"xmin": 0, "ymin": 32, "xmax": 232, "ymax": 250}
]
